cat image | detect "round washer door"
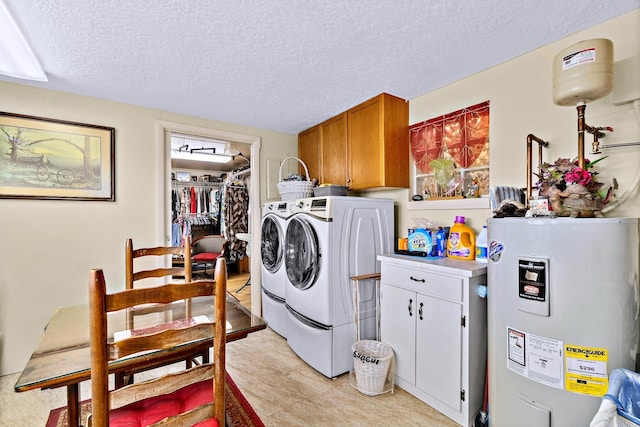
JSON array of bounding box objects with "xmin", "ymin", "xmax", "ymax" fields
[
  {"xmin": 260, "ymin": 215, "xmax": 283, "ymax": 273},
  {"xmin": 284, "ymin": 217, "xmax": 319, "ymax": 290}
]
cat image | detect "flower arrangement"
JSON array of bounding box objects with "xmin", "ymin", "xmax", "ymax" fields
[{"xmin": 536, "ymin": 156, "xmax": 607, "ymax": 199}]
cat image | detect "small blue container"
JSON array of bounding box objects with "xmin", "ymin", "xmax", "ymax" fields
[{"xmin": 436, "ymin": 227, "xmax": 447, "ymax": 257}]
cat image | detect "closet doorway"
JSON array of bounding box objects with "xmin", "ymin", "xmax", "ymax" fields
[{"xmin": 157, "ymin": 120, "xmax": 261, "ymax": 314}]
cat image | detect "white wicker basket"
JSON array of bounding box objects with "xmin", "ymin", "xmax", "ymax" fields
[
  {"xmin": 277, "ymin": 157, "xmax": 314, "ymax": 201},
  {"xmin": 351, "ymin": 340, "xmax": 394, "ymax": 396}
]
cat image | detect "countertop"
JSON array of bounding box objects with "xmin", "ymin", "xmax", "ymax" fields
[{"xmin": 378, "ymin": 253, "xmax": 487, "ymax": 277}]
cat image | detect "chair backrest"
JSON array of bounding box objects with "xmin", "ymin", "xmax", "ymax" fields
[
  {"xmin": 192, "ymin": 235, "xmax": 227, "ymax": 258},
  {"xmin": 88, "ymin": 259, "xmax": 227, "ymax": 427},
  {"xmin": 125, "ymin": 237, "xmax": 194, "ymax": 330},
  {"xmin": 125, "ymin": 237, "xmax": 192, "ymax": 290}
]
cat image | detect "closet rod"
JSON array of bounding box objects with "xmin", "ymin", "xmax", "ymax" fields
[{"xmin": 172, "ymin": 181, "xmax": 221, "ymax": 188}]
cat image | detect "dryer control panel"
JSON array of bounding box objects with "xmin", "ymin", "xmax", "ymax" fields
[
  {"xmin": 262, "ymin": 201, "xmax": 291, "ymax": 218},
  {"xmin": 290, "ymin": 197, "xmax": 333, "ymax": 219}
]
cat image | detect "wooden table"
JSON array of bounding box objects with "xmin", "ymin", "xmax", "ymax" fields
[{"xmin": 14, "ymin": 294, "xmax": 266, "ymax": 427}]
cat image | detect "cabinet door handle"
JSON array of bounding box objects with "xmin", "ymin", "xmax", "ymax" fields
[
  {"xmin": 410, "ymin": 276, "xmax": 426, "ymax": 283},
  {"xmin": 418, "ymin": 302, "xmax": 424, "ymax": 320},
  {"xmin": 408, "ymin": 298, "xmax": 413, "ymax": 316}
]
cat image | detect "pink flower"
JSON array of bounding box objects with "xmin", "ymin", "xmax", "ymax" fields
[{"xmin": 565, "ymin": 168, "xmax": 592, "ymax": 186}]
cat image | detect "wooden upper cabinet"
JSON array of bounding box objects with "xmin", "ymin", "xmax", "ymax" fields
[
  {"xmin": 348, "ymin": 93, "xmax": 409, "ymax": 190},
  {"xmin": 298, "ymin": 93, "xmax": 409, "ymax": 191},
  {"xmin": 319, "ymin": 112, "xmax": 348, "ymax": 186},
  {"xmin": 297, "ymin": 125, "xmax": 320, "ymax": 182}
]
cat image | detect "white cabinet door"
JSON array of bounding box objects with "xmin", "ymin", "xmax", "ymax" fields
[
  {"xmin": 380, "ymin": 283, "xmax": 416, "ymax": 383},
  {"xmin": 416, "ymin": 293, "xmax": 463, "ymax": 411}
]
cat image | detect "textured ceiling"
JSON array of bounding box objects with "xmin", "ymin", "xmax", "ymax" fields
[{"xmin": 2, "ymin": 1, "xmax": 638, "ymax": 135}]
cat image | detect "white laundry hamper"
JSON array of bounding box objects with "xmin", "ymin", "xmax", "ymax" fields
[
  {"xmin": 351, "ymin": 340, "xmax": 395, "ymax": 396},
  {"xmin": 591, "ymin": 369, "xmax": 640, "ymax": 427}
]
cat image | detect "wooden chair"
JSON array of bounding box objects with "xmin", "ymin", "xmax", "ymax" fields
[
  {"xmin": 120, "ymin": 237, "xmax": 205, "ymax": 387},
  {"xmin": 88, "ymin": 259, "xmax": 227, "ymax": 427}
]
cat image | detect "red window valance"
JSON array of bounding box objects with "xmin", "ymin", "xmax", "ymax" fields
[{"xmin": 410, "ymin": 101, "xmax": 490, "ymax": 174}]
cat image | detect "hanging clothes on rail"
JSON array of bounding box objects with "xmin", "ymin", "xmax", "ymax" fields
[
  {"xmin": 190, "ymin": 187, "xmax": 197, "ymax": 214},
  {"xmin": 171, "ymin": 216, "xmax": 182, "ymax": 246},
  {"xmin": 171, "ymin": 189, "xmax": 179, "ymax": 222},
  {"xmin": 182, "ymin": 187, "xmax": 191, "ymax": 215},
  {"xmin": 222, "ymin": 182, "xmax": 249, "ymax": 262},
  {"xmin": 211, "ymin": 188, "xmax": 221, "ymax": 223},
  {"xmin": 171, "ymin": 183, "xmax": 221, "ymax": 240}
]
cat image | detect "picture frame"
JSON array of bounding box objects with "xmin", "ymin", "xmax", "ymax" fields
[{"xmin": 0, "ymin": 112, "xmax": 115, "ymax": 201}]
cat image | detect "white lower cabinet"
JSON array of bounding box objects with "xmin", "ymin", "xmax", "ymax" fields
[{"xmin": 379, "ymin": 255, "xmax": 487, "ymax": 427}]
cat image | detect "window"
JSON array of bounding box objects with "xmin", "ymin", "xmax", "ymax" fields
[{"xmin": 409, "ymin": 101, "xmax": 490, "ymax": 201}]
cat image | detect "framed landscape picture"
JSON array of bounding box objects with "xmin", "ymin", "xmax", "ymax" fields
[{"xmin": 0, "ymin": 112, "xmax": 115, "ymax": 201}]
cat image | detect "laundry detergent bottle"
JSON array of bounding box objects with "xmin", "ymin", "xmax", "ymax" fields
[
  {"xmin": 447, "ymin": 216, "xmax": 476, "ymax": 260},
  {"xmin": 475, "ymin": 225, "xmax": 488, "ymax": 263}
]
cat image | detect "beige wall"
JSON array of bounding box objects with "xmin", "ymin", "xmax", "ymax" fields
[
  {"xmin": 0, "ymin": 83, "xmax": 297, "ymax": 374},
  {"xmin": 367, "ymin": 10, "xmax": 640, "ymax": 237}
]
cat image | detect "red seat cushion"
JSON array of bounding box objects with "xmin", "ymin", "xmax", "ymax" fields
[
  {"xmin": 109, "ymin": 379, "xmax": 218, "ymax": 427},
  {"xmin": 193, "ymin": 252, "xmax": 220, "ymax": 262}
]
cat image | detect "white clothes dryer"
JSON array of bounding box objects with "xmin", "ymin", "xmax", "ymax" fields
[
  {"xmin": 283, "ymin": 196, "xmax": 394, "ymax": 377},
  {"xmin": 260, "ymin": 201, "xmax": 290, "ymax": 337}
]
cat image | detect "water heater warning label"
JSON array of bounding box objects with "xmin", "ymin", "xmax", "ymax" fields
[
  {"xmin": 518, "ymin": 258, "xmax": 548, "ymax": 302},
  {"xmin": 507, "ymin": 327, "xmax": 563, "ymax": 389},
  {"xmin": 565, "ymin": 344, "xmax": 608, "ymax": 396}
]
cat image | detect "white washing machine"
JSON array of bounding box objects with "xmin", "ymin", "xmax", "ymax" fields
[
  {"xmin": 260, "ymin": 201, "xmax": 290, "ymax": 337},
  {"xmin": 284, "ymin": 196, "xmax": 394, "ymax": 377}
]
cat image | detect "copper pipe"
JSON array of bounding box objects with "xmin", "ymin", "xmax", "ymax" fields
[
  {"xmin": 577, "ymin": 104, "xmax": 588, "ymax": 169},
  {"xmin": 576, "ymin": 104, "xmax": 613, "ymax": 165},
  {"xmin": 590, "ymin": 126, "xmax": 614, "ymax": 154},
  {"xmin": 592, "ymin": 132, "xmax": 602, "ymax": 154},
  {"xmin": 526, "ymin": 133, "xmax": 549, "ymax": 203},
  {"xmin": 527, "ymin": 137, "xmax": 532, "ymax": 199}
]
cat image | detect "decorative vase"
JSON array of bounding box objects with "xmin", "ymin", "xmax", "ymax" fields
[{"xmin": 548, "ymin": 184, "xmax": 603, "ymax": 218}]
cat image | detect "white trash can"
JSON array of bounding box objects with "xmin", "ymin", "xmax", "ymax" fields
[{"xmin": 350, "ymin": 340, "xmax": 394, "ymax": 396}]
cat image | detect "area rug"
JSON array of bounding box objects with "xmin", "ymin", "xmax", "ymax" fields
[{"xmin": 45, "ymin": 372, "xmax": 265, "ymax": 427}]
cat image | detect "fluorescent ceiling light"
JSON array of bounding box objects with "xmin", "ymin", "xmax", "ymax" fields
[
  {"xmin": 171, "ymin": 150, "xmax": 232, "ymax": 164},
  {"xmin": 0, "ymin": 0, "xmax": 47, "ymax": 81}
]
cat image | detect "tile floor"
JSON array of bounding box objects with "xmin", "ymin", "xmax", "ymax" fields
[{"xmin": 0, "ymin": 327, "xmax": 459, "ymax": 426}]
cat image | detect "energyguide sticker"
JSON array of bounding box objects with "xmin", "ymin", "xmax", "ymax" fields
[{"xmin": 565, "ymin": 344, "xmax": 608, "ymax": 396}]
